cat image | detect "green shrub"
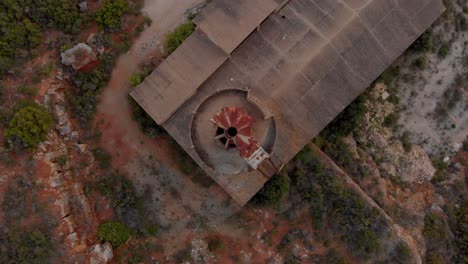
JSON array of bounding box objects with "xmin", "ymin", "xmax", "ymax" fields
[
  {"xmin": 4, "ymin": 103, "xmax": 53, "ymax": 150},
  {"xmin": 456, "ymin": 13, "xmax": 467, "ymax": 31},
  {"xmin": 290, "ymin": 148, "xmax": 387, "ymax": 259},
  {"xmin": 207, "ymin": 236, "xmax": 224, "ymax": 252},
  {"xmin": 97, "ymin": 221, "xmax": 130, "ymax": 248},
  {"xmin": 17, "ymin": 84, "xmax": 38, "ymax": 97},
  {"xmin": 413, "ymin": 56, "xmax": 427, "ymax": 69},
  {"xmin": 250, "ymin": 174, "xmax": 289, "ymax": 207},
  {"xmin": 384, "ymin": 113, "xmax": 399, "ymax": 127},
  {"xmin": 0, "ymin": 82, "xmax": 6, "ymax": 104},
  {"xmin": 423, "ymin": 212, "xmax": 450, "ymax": 263},
  {"xmin": 388, "ymin": 242, "xmax": 412, "ymax": 264},
  {"xmin": 129, "ymin": 96, "xmax": 166, "ymax": 138},
  {"xmin": 91, "ymin": 147, "xmax": 112, "ymax": 169},
  {"xmin": 400, "ymin": 131, "xmax": 412, "ymax": 152},
  {"xmin": 95, "ymin": 0, "xmax": 128, "ymax": 31},
  {"xmin": 68, "ymin": 53, "xmax": 117, "ymax": 125},
  {"xmin": 35, "ymin": 62, "xmax": 55, "ymax": 78},
  {"xmin": 57, "ymin": 155, "xmax": 68, "ymax": 167},
  {"xmin": 410, "ymin": 31, "xmax": 433, "ymax": 52},
  {"xmin": 129, "ymin": 72, "xmax": 144, "ymax": 87},
  {"xmin": 164, "ymin": 22, "xmax": 195, "ymax": 55},
  {"xmin": 322, "ymin": 94, "xmax": 368, "ymax": 138},
  {"xmin": 0, "ymin": 229, "xmax": 52, "ymax": 263},
  {"xmin": 379, "ymin": 66, "xmax": 400, "ymax": 86},
  {"xmin": 425, "ymin": 252, "xmax": 446, "ymax": 264},
  {"xmin": 438, "ymin": 43, "xmax": 450, "ymax": 58}
]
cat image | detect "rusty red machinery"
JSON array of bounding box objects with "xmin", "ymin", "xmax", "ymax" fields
[{"xmin": 211, "ymin": 107, "xmax": 259, "ymax": 158}]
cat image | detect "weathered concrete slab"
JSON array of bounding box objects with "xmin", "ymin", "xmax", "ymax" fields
[
  {"xmin": 130, "ymin": 30, "xmax": 228, "ymax": 124},
  {"xmin": 193, "ymin": 0, "xmax": 278, "ymax": 53}
]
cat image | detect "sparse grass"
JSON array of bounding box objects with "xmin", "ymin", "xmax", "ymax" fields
[
  {"xmin": 129, "ymin": 72, "xmax": 144, "ymax": 87},
  {"xmin": 400, "ymin": 131, "xmax": 412, "ymax": 152},
  {"xmin": 384, "ymin": 113, "xmax": 399, "ymax": 127}
]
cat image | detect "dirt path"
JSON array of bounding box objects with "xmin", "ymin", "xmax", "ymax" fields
[{"xmin": 94, "ymin": 0, "xmax": 240, "ymax": 252}]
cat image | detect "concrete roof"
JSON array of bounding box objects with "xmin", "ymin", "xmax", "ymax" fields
[
  {"xmin": 131, "ymin": 0, "xmax": 445, "ymax": 205},
  {"xmin": 130, "ymin": 30, "xmax": 228, "ymax": 124},
  {"xmin": 193, "ymin": 0, "xmax": 278, "ymax": 53}
]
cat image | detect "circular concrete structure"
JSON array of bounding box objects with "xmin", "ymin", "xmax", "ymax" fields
[{"xmin": 191, "ymin": 90, "xmax": 276, "ymax": 175}]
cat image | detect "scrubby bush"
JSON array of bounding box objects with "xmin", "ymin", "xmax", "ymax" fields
[
  {"xmin": 4, "ymin": 103, "xmax": 53, "ymax": 150},
  {"xmin": 95, "ymin": 0, "xmax": 128, "ymax": 31},
  {"xmin": 322, "ymin": 94, "xmax": 368, "ymax": 139},
  {"xmin": 207, "ymin": 236, "xmax": 224, "ymax": 252},
  {"xmin": 97, "ymin": 221, "xmax": 130, "ymax": 248},
  {"xmin": 129, "ymin": 72, "xmax": 144, "ymax": 87},
  {"xmin": 0, "ymin": 229, "xmax": 52, "ymax": 263},
  {"xmin": 456, "ymin": 13, "xmax": 467, "ymax": 31},
  {"xmin": 91, "ymin": 147, "xmax": 112, "ymax": 169},
  {"xmin": 0, "ymin": 0, "xmax": 86, "ymax": 76},
  {"xmin": 413, "ymin": 56, "xmax": 427, "ymax": 69},
  {"xmin": 164, "ymin": 22, "xmax": 195, "ymax": 55},
  {"xmin": 68, "ymin": 54, "xmax": 117, "ymax": 125},
  {"xmin": 423, "ymin": 212, "xmax": 451, "ymax": 263},
  {"xmin": 438, "ymin": 43, "xmax": 450, "ymax": 58},
  {"xmin": 384, "ymin": 113, "xmax": 399, "ymax": 127},
  {"xmin": 129, "ymin": 96, "xmax": 166, "ymax": 138},
  {"xmin": 379, "ymin": 66, "xmax": 400, "ymax": 86},
  {"xmin": 0, "ymin": 82, "xmax": 6, "ymax": 104},
  {"xmin": 410, "ymin": 30, "xmax": 433, "ymax": 52},
  {"xmin": 250, "ymin": 174, "xmax": 289, "ymax": 207},
  {"xmin": 290, "ymin": 146, "xmax": 388, "ymax": 259}
]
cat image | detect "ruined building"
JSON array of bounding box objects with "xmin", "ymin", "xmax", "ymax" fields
[{"xmin": 131, "ymin": 0, "xmax": 445, "ymax": 205}]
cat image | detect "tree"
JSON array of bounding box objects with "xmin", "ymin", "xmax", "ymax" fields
[
  {"xmin": 95, "ymin": 0, "xmax": 128, "ymax": 31},
  {"xmin": 4, "ymin": 104, "xmax": 53, "ymax": 150},
  {"xmin": 97, "ymin": 221, "xmax": 131, "ymax": 248}
]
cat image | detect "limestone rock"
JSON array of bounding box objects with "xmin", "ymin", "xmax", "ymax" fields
[
  {"xmin": 89, "ymin": 242, "xmax": 113, "ymax": 264},
  {"xmin": 78, "ymin": 1, "xmax": 88, "ymax": 12},
  {"xmin": 61, "ymin": 43, "xmax": 97, "ymax": 70}
]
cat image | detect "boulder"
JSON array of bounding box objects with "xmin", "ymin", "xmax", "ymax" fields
[
  {"xmin": 89, "ymin": 242, "xmax": 113, "ymax": 264},
  {"xmin": 78, "ymin": 1, "xmax": 88, "ymax": 12},
  {"xmin": 61, "ymin": 43, "xmax": 97, "ymax": 70}
]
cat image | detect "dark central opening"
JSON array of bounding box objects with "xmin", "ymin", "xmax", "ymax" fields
[{"xmin": 227, "ymin": 127, "xmax": 238, "ymax": 137}]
